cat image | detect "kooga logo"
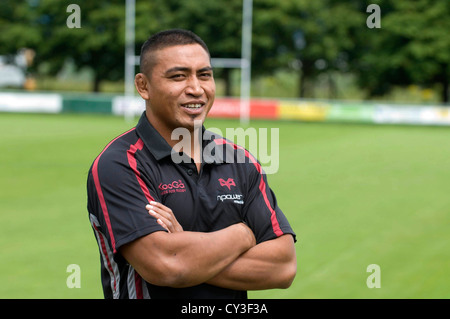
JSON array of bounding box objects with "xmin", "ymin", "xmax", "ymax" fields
[
  {"xmin": 159, "ymin": 180, "xmax": 185, "ymax": 190},
  {"xmin": 159, "ymin": 180, "xmax": 186, "ymax": 195}
]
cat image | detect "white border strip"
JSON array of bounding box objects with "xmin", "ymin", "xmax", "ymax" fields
[{"xmin": 0, "ymin": 92, "xmax": 62, "ymax": 113}]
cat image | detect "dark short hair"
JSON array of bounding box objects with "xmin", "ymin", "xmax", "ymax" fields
[{"xmin": 139, "ymin": 29, "xmax": 210, "ymax": 75}]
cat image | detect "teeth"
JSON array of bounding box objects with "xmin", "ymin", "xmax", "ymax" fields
[{"xmin": 184, "ymin": 104, "xmax": 202, "ymax": 109}]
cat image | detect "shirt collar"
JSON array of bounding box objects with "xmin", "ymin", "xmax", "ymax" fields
[
  {"xmin": 136, "ymin": 112, "xmax": 173, "ymax": 161},
  {"xmin": 135, "ymin": 111, "xmax": 226, "ymax": 164}
]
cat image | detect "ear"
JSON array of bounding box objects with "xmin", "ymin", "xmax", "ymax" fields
[{"xmin": 134, "ymin": 73, "xmax": 151, "ymax": 100}]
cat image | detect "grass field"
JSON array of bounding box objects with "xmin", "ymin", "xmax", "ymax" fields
[{"xmin": 1, "ymin": 112, "xmax": 449, "ymax": 299}]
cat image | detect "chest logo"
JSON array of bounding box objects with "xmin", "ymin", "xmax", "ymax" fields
[
  {"xmin": 159, "ymin": 179, "xmax": 186, "ymax": 195},
  {"xmin": 219, "ymin": 178, "xmax": 236, "ymax": 190}
]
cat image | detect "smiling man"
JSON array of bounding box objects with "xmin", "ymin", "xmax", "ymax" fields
[{"xmin": 87, "ymin": 29, "xmax": 296, "ymax": 299}]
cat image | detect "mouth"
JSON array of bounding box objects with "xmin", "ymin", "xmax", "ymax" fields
[
  {"xmin": 180, "ymin": 101, "xmax": 207, "ymax": 115},
  {"xmin": 182, "ymin": 103, "xmax": 204, "ymax": 109}
]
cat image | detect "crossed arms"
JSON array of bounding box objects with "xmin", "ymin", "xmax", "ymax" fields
[{"xmin": 120, "ymin": 201, "xmax": 297, "ymax": 290}]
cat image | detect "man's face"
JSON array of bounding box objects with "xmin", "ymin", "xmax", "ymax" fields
[{"xmin": 144, "ymin": 44, "xmax": 215, "ymax": 134}]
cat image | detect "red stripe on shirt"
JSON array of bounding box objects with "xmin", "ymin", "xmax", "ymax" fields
[
  {"xmin": 214, "ymin": 138, "xmax": 284, "ymax": 237},
  {"xmin": 92, "ymin": 128, "xmax": 136, "ymax": 253},
  {"xmin": 127, "ymin": 138, "xmax": 155, "ymax": 203},
  {"xmin": 134, "ymin": 270, "xmax": 144, "ymax": 299},
  {"xmin": 92, "ymin": 222, "xmax": 117, "ymax": 292}
]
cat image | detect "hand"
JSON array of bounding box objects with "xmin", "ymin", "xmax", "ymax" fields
[{"xmin": 146, "ymin": 201, "xmax": 184, "ymax": 233}]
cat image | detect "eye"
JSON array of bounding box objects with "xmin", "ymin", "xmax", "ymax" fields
[
  {"xmin": 199, "ymin": 72, "xmax": 213, "ymax": 79},
  {"xmin": 170, "ymin": 74, "xmax": 186, "ymax": 80}
]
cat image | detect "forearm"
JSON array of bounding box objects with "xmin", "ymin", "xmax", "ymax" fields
[
  {"xmin": 162, "ymin": 224, "xmax": 255, "ymax": 287},
  {"xmin": 141, "ymin": 202, "xmax": 296, "ymax": 290},
  {"xmin": 121, "ymin": 223, "xmax": 255, "ymax": 288},
  {"xmin": 206, "ymin": 234, "xmax": 296, "ymax": 290}
]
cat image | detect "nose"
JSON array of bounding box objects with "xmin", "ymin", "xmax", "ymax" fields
[{"xmin": 185, "ymin": 76, "xmax": 204, "ymax": 97}]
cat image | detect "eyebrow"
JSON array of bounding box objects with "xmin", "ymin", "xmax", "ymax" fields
[{"xmin": 164, "ymin": 66, "xmax": 213, "ymax": 74}]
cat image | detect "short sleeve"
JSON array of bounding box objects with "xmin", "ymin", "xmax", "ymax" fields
[
  {"xmin": 241, "ymin": 162, "xmax": 296, "ymax": 244},
  {"xmin": 87, "ymin": 147, "xmax": 166, "ymax": 254}
]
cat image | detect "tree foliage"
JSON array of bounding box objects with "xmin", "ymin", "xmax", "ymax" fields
[
  {"xmin": 353, "ymin": 0, "xmax": 450, "ymax": 102},
  {"xmin": 0, "ymin": 0, "xmax": 448, "ymax": 101}
]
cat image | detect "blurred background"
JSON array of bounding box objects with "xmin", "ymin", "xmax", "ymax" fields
[
  {"xmin": 1, "ymin": 0, "xmax": 449, "ymax": 102},
  {"xmin": 0, "ymin": 0, "xmax": 449, "ymax": 299}
]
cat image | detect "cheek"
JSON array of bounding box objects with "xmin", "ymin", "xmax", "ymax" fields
[
  {"xmin": 166, "ymin": 84, "xmax": 185, "ymax": 99},
  {"xmin": 205, "ymin": 82, "xmax": 216, "ymax": 96},
  {"xmin": 150, "ymin": 88, "xmax": 177, "ymax": 107}
]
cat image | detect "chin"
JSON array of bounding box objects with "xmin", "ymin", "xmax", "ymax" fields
[{"xmin": 182, "ymin": 115, "xmax": 206, "ymax": 130}]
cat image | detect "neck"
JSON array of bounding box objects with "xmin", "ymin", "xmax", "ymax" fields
[{"xmin": 145, "ymin": 112, "xmax": 203, "ymax": 170}]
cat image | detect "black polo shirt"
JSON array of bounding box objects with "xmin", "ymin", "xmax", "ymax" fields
[{"xmin": 87, "ymin": 111, "xmax": 296, "ymax": 299}]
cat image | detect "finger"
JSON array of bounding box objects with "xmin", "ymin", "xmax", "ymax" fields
[
  {"xmin": 147, "ymin": 204, "xmax": 173, "ymax": 220},
  {"xmin": 148, "ymin": 209, "xmax": 160, "ymax": 219},
  {"xmin": 148, "ymin": 201, "xmax": 172, "ymax": 214},
  {"xmin": 147, "ymin": 208, "xmax": 169, "ymax": 231},
  {"xmin": 149, "ymin": 201, "xmax": 167, "ymax": 209},
  {"xmin": 146, "ymin": 203, "xmax": 183, "ymax": 233},
  {"xmin": 146, "ymin": 202, "xmax": 169, "ymax": 213},
  {"xmin": 147, "ymin": 202, "xmax": 165, "ymax": 209},
  {"xmin": 148, "ymin": 209, "xmax": 176, "ymax": 233},
  {"xmin": 148, "ymin": 209, "xmax": 171, "ymax": 226},
  {"xmin": 156, "ymin": 218, "xmax": 171, "ymax": 233},
  {"xmin": 147, "ymin": 206, "xmax": 169, "ymax": 221}
]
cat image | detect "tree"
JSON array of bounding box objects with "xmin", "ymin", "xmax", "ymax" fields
[
  {"xmin": 35, "ymin": 0, "xmax": 128, "ymax": 92},
  {"xmin": 2, "ymin": 0, "xmax": 448, "ymax": 101},
  {"xmin": 249, "ymin": 0, "xmax": 365, "ymax": 98},
  {"xmin": 0, "ymin": 0, "xmax": 130, "ymax": 92},
  {"xmin": 353, "ymin": 0, "xmax": 450, "ymax": 102},
  {"xmin": 0, "ymin": 1, "xmax": 39, "ymax": 55},
  {"xmin": 135, "ymin": 0, "xmax": 244, "ymax": 96},
  {"xmin": 0, "ymin": 0, "xmax": 366, "ymax": 97}
]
